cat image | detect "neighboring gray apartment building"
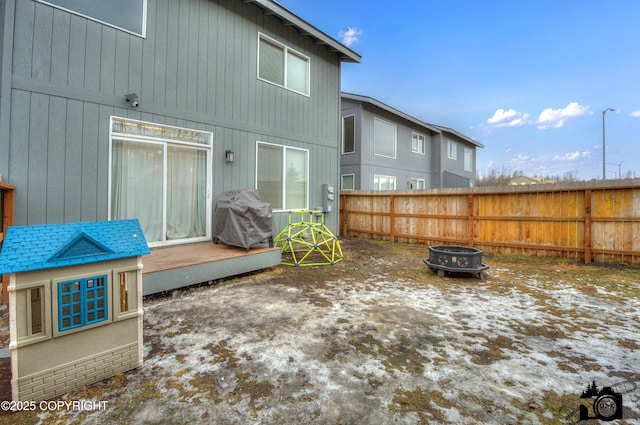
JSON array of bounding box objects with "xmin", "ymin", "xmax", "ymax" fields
[
  {"xmin": 0, "ymin": 0, "xmax": 360, "ymax": 245},
  {"xmin": 340, "ymin": 93, "xmax": 483, "ymax": 191}
]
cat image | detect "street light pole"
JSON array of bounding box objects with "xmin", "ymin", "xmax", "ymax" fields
[{"xmin": 602, "ymin": 108, "xmax": 615, "ymax": 180}]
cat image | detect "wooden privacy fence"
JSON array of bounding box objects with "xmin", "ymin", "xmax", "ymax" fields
[
  {"xmin": 340, "ymin": 180, "xmax": 640, "ymax": 265},
  {"xmin": 0, "ymin": 181, "xmax": 15, "ymax": 304}
]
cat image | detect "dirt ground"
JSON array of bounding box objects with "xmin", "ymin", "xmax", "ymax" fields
[{"xmin": 1, "ymin": 236, "xmax": 639, "ymax": 425}]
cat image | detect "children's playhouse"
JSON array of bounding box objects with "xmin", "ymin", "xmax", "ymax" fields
[{"xmin": 0, "ymin": 219, "xmax": 149, "ymax": 402}]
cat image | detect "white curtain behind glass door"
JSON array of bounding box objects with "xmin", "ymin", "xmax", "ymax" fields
[
  {"xmin": 111, "ymin": 140, "xmax": 163, "ymax": 242},
  {"xmin": 166, "ymin": 147, "xmax": 207, "ymax": 240}
]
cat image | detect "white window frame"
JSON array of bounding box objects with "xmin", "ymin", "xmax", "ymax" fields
[
  {"xmin": 258, "ymin": 33, "xmax": 310, "ymax": 96},
  {"xmin": 374, "ymin": 118, "xmax": 397, "ymax": 159},
  {"xmin": 342, "ymin": 115, "xmax": 356, "ymax": 154},
  {"xmin": 341, "ymin": 174, "xmax": 355, "ymax": 191},
  {"xmin": 411, "ymin": 178, "xmax": 425, "ymax": 189},
  {"xmin": 464, "ymin": 147, "xmax": 473, "ymax": 172},
  {"xmin": 412, "ymin": 132, "xmax": 426, "ymax": 155},
  {"xmin": 256, "ymin": 141, "xmax": 309, "ymax": 211},
  {"xmin": 108, "ymin": 117, "xmax": 213, "ymax": 248},
  {"xmin": 37, "ymin": 0, "xmax": 147, "ymax": 37},
  {"xmin": 374, "ymin": 174, "xmax": 396, "ymax": 191},
  {"xmin": 12, "ymin": 281, "xmax": 52, "ymax": 347},
  {"xmin": 447, "ymin": 140, "xmax": 458, "ymax": 160}
]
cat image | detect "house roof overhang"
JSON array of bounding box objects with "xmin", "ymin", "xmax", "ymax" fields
[
  {"xmin": 244, "ymin": 0, "xmax": 361, "ymax": 63},
  {"xmin": 341, "ymin": 92, "xmax": 484, "ymax": 148},
  {"xmin": 434, "ymin": 125, "xmax": 484, "ymax": 148},
  {"xmin": 341, "ymin": 92, "xmax": 441, "ymax": 134}
]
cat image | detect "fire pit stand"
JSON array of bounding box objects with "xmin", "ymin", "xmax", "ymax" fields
[{"xmin": 423, "ymin": 245, "xmax": 489, "ymax": 279}]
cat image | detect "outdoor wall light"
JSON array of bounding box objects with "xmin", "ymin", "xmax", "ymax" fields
[
  {"xmin": 125, "ymin": 93, "xmax": 139, "ymax": 107},
  {"xmin": 225, "ymin": 150, "xmax": 234, "ymax": 163}
]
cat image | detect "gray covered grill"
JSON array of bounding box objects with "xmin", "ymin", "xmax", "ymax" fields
[{"xmin": 213, "ymin": 189, "xmax": 275, "ymax": 251}]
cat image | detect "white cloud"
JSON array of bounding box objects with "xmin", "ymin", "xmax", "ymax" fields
[
  {"xmin": 631, "ymin": 110, "xmax": 640, "ymax": 118},
  {"xmin": 552, "ymin": 151, "xmax": 591, "ymax": 161},
  {"xmin": 487, "ymin": 108, "xmax": 530, "ymax": 128},
  {"xmin": 338, "ymin": 27, "xmax": 363, "ymax": 47},
  {"xmin": 537, "ymin": 102, "xmax": 591, "ymax": 130}
]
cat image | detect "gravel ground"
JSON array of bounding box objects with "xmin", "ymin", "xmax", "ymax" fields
[{"xmin": 1, "ymin": 236, "xmax": 639, "ymax": 425}]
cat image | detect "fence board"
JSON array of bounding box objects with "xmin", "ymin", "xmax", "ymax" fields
[{"xmin": 340, "ymin": 180, "xmax": 640, "ymax": 265}]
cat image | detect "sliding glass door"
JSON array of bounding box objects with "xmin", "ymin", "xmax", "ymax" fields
[{"xmin": 110, "ymin": 118, "xmax": 212, "ymax": 246}]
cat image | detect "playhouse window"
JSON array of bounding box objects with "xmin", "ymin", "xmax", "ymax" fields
[
  {"xmin": 119, "ymin": 273, "xmax": 129, "ymax": 313},
  {"xmin": 58, "ymin": 276, "xmax": 108, "ymax": 332},
  {"xmin": 30, "ymin": 288, "xmax": 43, "ymax": 334},
  {"xmin": 113, "ymin": 269, "xmax": 140, "ymax": 321}
]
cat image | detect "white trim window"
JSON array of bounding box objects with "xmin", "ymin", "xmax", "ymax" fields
[
  {"xmin": 464, "ymin": 147, "xmax": 473, "ymax": 172},
  {"xmin": 412, "ymin": 132, "xmax": 426, "ymax": 155},
  {"xmin": 342, "ymin": 115, "xmax": 355, "ymax": 154},
  {"xmin": 341, "ymin": 174, "xmax": 355, "ymax": 191},
  {"xmin": 256, "ymin": 142, "xmax": 309, "ymax": 211},
  {"xmin": 374, "ymin": 175, "xmax": 396, "ymax": 190},
  {"xmin": 258, "ymin": 33, "xmax": 310, "ymax": 96},
  {"xmin": 447, "ymin": 140, "xmax": 458, "ymax": 160},
  {"xmin": 374, "ymin": 118, "xmax": 396, "ymax": 158},
  {"xmin": 37, "ymin": 0, "xmax": 147, "ymax": 37},
  {"xmin": 109, "ymin": 117, "xmax": 213, "ymax": 247},
  {"xmin": 410, "ymin": 178, "xmax": 425, "ymax": 189}
]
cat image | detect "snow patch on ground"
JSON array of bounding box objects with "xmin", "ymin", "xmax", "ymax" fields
[{"xmin": 28, "ymin": 262, "xmax": 640, "ymax": 424}]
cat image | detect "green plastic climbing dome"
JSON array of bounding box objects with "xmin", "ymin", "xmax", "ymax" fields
[{"xmin": 274, "ymin": 210, "xmax": 343, "ymax": 266}]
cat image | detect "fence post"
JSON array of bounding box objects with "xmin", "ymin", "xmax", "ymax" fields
[
  {"xmin": 340, "ymin": 193, "xmax": 347, "ymax": 236},
  {"xmin": 467, "ymin": 193, "xmax": 474, "ymax": 247},
  {"xmin": 584, "ymin": 189, "xmax": 592, "ymax": 265},
  {"xmin": 390, "ymin": 195, "xmax": 395, "ymax": 242},
  {"xmin": 1, "ymin": 183, "xmax": 15, "ymax": 305}
]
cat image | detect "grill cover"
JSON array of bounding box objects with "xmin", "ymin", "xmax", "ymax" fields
[{"xmin": 214, "ymin": 189, "xmax": 275, "ymax": 250}]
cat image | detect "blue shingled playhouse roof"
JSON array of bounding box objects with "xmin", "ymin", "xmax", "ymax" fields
[{"xmin": 0, "ymin": 219, "xmax": 150, "ymax": 274}]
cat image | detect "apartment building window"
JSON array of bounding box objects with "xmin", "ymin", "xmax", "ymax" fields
[
  {"xmin": 464, "ymin": 148, "xmax": 473, "ymax": 172},
  {"xmin": 342, "ymin": 115, "xmax": 355, "ymax": 154},
  {"xmin": 374, "ymin": 175, "xmax": 396, "ymax": 190},
  {"xmin": 341, "ymin": 174, "xmax": 355, "ymax": 190},
  {"xmin": 37, "ymin": 0, "xmax": 146, "ymax": 37},
  {"xmin": 256, "ymin": 142, "xmax": 309, "ymax": 211},
  {"xmin": 447, "ymin": 140, "xmax": 458, "ymax": 160},
  {"xmin": 412, "ymin": 133, "xmax": 425, "ymax": 155},
  {"xmin": 410, "ymin": 178, "xmax": 425, "ymax": 189},
  {"xmin": 374, "ymin": 118, "xmax": 396, "ymax": 158},
  {"xmin": 258, "ymin": 33, "xmax": 310, "ymax": 96}
]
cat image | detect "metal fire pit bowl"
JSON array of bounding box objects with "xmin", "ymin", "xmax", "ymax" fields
[{"xmin": 423, "ymin": 245, "xmax": 489, "ymax": 279}]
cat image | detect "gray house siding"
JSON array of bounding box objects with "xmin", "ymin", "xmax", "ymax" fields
[
  {"xmin": 436, "ymin": 132, "xmax": 477, "ymax": 188},
  {"xmin": 341, "ymin": 93, "xmax": 481, "ymax": 191},
  {"xmin": 1, "ymin": 0, "xmax": 357, "ymax": 235},
  {"xmin": 340, "ymin": 98, "xmax": 437, "ymax": 191}
]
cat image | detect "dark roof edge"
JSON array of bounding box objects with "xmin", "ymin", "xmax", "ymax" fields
[
  {"xmin": 341, "ymin": 92, "xmax": 483, "ymax": 148},
  {"xmin": 341, "ymin": 92, "xmax": 440, "ymax": 134},
  {"xmin": 433, "ymin": 124, "xmax": 484, "ymax": 148},
  {"xmin": 246, "ymin": 0, "xmax": 361, "ymax": 63}
]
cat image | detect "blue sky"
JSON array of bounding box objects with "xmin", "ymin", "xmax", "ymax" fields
[{"xmin": 277, "ymin": 0, "xmax": 640, "ymax": 180}]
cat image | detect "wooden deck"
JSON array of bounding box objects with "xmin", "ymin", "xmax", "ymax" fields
[{"xmin": 142, "ymin": 241, "xmax": 281, "ymax": 296}]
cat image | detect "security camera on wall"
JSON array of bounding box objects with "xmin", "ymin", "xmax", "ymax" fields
[{"xmin": 125, "ymin": 93, "xmax": 139, "ymax": 108}]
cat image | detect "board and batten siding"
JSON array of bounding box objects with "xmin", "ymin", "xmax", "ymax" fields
[
  {"xmin": 2, "ymin": 0, "xmax": 344, "ymax": 233},
  {"xmin": 438, "ymin": 133, "xmax": 476, "ymax": 188},
  {"xmin": 352, "ymin": 104, "xmax": 435, "ymax": 191}
]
